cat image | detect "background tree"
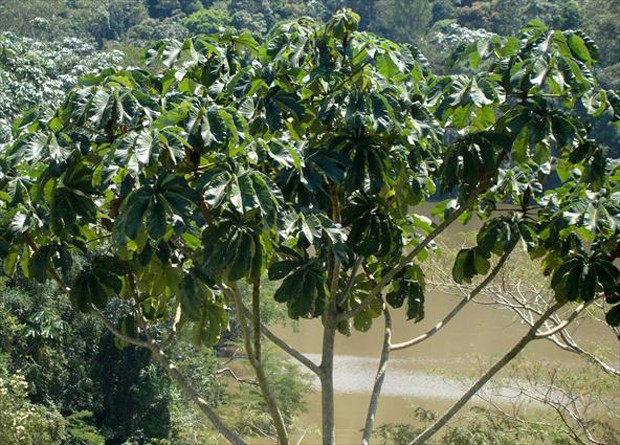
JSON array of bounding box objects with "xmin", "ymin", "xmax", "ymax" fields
[
  {"xmin": 0, "ymin": 360, "xmax": 66, "ymax": 445},
  {"xmin": 182, "ymin": 3, "xmax": 232, "ymax": 37},
  {"xmin": 0, "ymin": 33, "xmax": 123, "ymax": 144}
]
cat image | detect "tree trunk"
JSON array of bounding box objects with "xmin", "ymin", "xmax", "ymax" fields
[
  {"xmin": 320, "ymin": 310, "xmax": 337, "ymax": 445},
  {"xmin": 227, "ymin": 284, "xmax": 290, "ymax": 445}
]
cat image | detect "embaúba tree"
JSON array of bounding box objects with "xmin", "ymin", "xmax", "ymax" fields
[{"xmin": 1, "ymin": 10, "xmax": 618, "ymax": 444}]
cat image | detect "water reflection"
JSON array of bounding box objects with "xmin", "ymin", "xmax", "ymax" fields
[{"xmin": 301, "ymin": 353, "xmax": 464, "ymax": 399}]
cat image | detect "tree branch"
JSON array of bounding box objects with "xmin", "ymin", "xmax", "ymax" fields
[
  {"xmin": 92, "ymin": 308, "xmax": 151, "ymax": 349},
  {"xmin": 225, "ymin": 282, "xmax": 290, "ymax": 445},
  {"xmin": 556, "ymin": 329, "xmax": 620, "ymax": 378},
  {"xmin": 391, "ymin": 240, "xmax": 516, "ymax": 351},
  {"xmin": 258, "ymin": 317, "xmax": 321, "ymax": 376},
  {"xmin": 252, "ymin": 278, "xmax": 262, "ymax": 363},
  {"xmin": 237, "ymin": 299, "xmax": 320, "ymax": 375},
  {"xmin": 535, "ymin": 301, "xmax": 589, "ymax": 338},
  {"xmin": 40, "ymin": 254, "xmax": 247, "ymax": 445},
  {"xmin": 216, "ymin": 368, "xmax": 259, "ymax": 386},
  {"xmin": 100, "ymin": 305, "xmax": 248, "ymax": 445},
  {"xmin": 361, "ymin": 305, "xmax": 392, "ymax": 445}
]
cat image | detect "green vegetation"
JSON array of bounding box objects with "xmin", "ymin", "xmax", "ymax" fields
[
  {"xmin": 0, "ymin": 276, "xmax": 309, "ymax": 443},
  {"xmin": 0, "ymin": 2, "xmax": 619, "ymax": 445},
  {"xmin": 0, "ymin": 35, "xmax": 123, "ymax": 144},
  {"xmin": 376, "ymin": 360, "xmax": 620, "ymax": 445}
]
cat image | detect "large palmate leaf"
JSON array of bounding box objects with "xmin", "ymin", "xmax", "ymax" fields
[
  {"xmin": 69, "ymin": 256, "xmax": 125, "ymax": 313},
  {"xmin": 269, "ymin": 254, "xmax": 327, "ymax": 319},
  {"xmin": 385, "ymin": 264, "xmax": 426, "ymax": 322}
]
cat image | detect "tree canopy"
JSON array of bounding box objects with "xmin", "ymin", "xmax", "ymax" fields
[{"xmin": 0, "ymin": 8, "xmax": 619, "ymax": 445}]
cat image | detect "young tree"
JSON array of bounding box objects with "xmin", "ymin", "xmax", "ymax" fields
[{"xmin": 1, "ymin": 9, "xmax": 618, "ymax": 445}]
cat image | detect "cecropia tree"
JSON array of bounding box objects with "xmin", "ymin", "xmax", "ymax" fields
[{"xmin": 1, "ymin": 10, "xmax": 618, "ymax": 445}]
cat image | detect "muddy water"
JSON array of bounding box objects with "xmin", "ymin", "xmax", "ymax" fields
[{"xmin": 269, "ymin": 219, "xmax": 619, "ymax": 444}]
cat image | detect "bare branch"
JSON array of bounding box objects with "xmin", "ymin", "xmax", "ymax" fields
[
  {"xmin": 556, "ymin": 329, "xmax": 620, "ymax": 378},
  {"xmin": 503, "ymin": 369, "xmax": 611, "ymax": 445},
  {"xmin": 409, "ymin": 300, "xmax": 566, "ymax": 445},
  {"xmin": 361, "ymin": 305, "xmax": 392, "ymax": 445},
  {"xmin": 535, "ymin": 301, "xmax": 590, "ymax": 338},
  {"xmin": 216, "ymin": 368, "xmax": 259, "ymax": 386},
  {"xmin": 240, "ymin": 303, "xmax": 321, "ymax": 375},
  {"xmin": 391, "ymin": 241, "xmax": 516, "ymax": 351}
]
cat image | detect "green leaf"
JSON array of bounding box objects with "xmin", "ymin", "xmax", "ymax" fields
[
  {"xmin": 265, "ymin": 99, "xmax": 283, "ymax": 132},
  {"xmin": 406, "ymin": 282, "xmax": 425, "ymax": 322},
  {"xmin": 30, "ymin": 245, "xmax": 52, "ymax": 283},
  {"xmin": 202, "ymin": 169, "xmax": 233, "ymax": 208},
  {"xmin": 274, "ymin": 271, "xmax": 302, "ymax": 303},
  {"xmin": 606, "ymin": 304, "xmax": 620, "ymax": 327},
  {"xmin": 353, "ymin": 309, "xmax": 373, "ymax": 332},
  {"xmin": 70, "ymin": 273, "xmax": 92, "ymax": 313},
  {"xmin": 473, "ymin": 250, "xmax": 490, "ymax": 275},
  {"xmin": 135, "ymin": 130, "xmax": 158, "ymax": 166},
  {"xmin": 179, "ymin": 274, "xmax": 212, "ymax": 322},
  {"xmin": 567, "ymin": 33, "xmax": 592, "ymax": 65},
  {"xmin": 452, "ymin": 249, "xmax": 476, "ymax": 284},
  {"xmin": 3, "ymin": 247, "xmax": 21, "ymax": 278},
  {"xmin": 118, "ymin": 188, "xmax": 151, "ymax": 240},
  {"xmin": 289, "ymin": 272, "xmax": 318, "ymax": 318},
  {"xmin": 146, "ymin": 197, "xmax": 167, "ymax": 240},
  {"xmin": 228, "ymin": 232, "xmax": 254, "ymax": 281},
  {"xmin": 386, "ymin": 287, "xmax": 406, "ymax": 309},
  {"xmin": 154, "ymin": 104, "xmax": 191, "ymax": 128},
  {"xmin": 120, "ymin": 315, "xmax": 138, "ymax": 340},
  {"xmin": 268, "ymin": 260, "xmax": 298, "ymax": 281}
]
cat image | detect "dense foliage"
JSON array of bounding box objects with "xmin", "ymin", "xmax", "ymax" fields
[
  {"xmin": 2, "ymin": 7, "xmax": 618, "ymax": 328},
  {"xmin": 1, "ymin": 0, "xmax": 617, "ymax": 79},
  {"xmin": 0, "ymin": 359, "xmax": 65, "ymax": 445},
  {"xmin": 0, "ymin": 2, "xmax": 619, "ymax": 444},
  {"xmin": 1, "ymin": 1, "xmax": 617, "ymax": 154},
  {"xmin": 0, "ymin": 278, "xmax": 176, "ymax": 444}
]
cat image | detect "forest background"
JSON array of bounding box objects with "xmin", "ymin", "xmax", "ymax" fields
[{"xmin": 0, "ymin": 1, "xmax": 618, "ymax": 445}]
